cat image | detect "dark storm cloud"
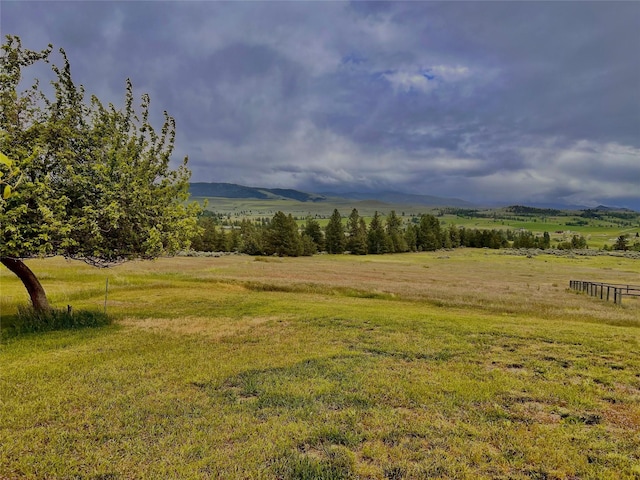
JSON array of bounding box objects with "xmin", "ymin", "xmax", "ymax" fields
[{"xmin": 2, "ymin": 1, "xmax": 639, "ymax": 208}]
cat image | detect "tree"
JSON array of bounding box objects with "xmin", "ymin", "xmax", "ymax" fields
[
  {"xmin": 614, "ymin": 235, "xmax": 628, "ymax": 251},
  {"xmin": 239, "ymin": 220, "xmax": 264, "ymax": 255},
  {"xmin": 264, "ymin": 211, "xmax": 302, "ymax": 257},
  {"xmin": 367, "ymin": 211, "xmax": 390, "ymax": 254},
  {"xmin": 446, "ymin": 224, "xmax": 461, "ymax": 248},
  {"xmin": 386, "ymin": 210, "xmax": 407, "ymax": 253},
  {"xmin": 303, "ymin": 216, "xmax": 324, "ymax": 252},
  {"xmin": 416, "ymin": 214, "xmax": 442, "ymax": 251},
  {"xmin": 346, "ymin": 208, "xmax": 367, "ymax": 255},
  {"xmin": 0, "ymin": 36, "xmax": 199, "ymax": 312},
  {"xmin": 570, "ymin": 235, "xmax": 588, "ymax": 249},
  {"xmin": 404, "ymin": 223, "xmax": 418, "ymax": 252},
  {"xmin": 325, "ymin": 209, "xmax": 345, "ymax": 254},
  {"xmin": 192, "ymin": 214, "xmax": 219, "ymax": 252}
]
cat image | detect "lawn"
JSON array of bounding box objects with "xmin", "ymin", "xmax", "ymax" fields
[{"xmin": 1, "ymin": 251, "xmax": 639, "ymax": 479}]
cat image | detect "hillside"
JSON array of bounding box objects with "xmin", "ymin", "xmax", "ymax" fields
[
  {"xmin": 189, "ymin": 182, "xmax": 472, "ymax": 207},
  {"xmin": 189, "ymin": 183, "xmax": 326, "ymax": 202}
]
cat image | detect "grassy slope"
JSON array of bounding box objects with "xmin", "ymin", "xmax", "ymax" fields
[{"xmin": 1, "ymin": 251, "xmax": 639, "ymax": 479}]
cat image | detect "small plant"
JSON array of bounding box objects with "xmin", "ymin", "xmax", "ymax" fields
[{"xmin": 2, "ymin": 305, "xmax": 111, "ymax": 337}]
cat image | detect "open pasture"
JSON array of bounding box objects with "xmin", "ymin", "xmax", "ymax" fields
[{"xmin": 1, "ymin": 251, "xmax": 639, "ymax": 478}]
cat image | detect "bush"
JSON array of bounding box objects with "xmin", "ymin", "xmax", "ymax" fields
[{"xmin": 2, "ymin": 306, "xmax": 112, "ymax": 338}]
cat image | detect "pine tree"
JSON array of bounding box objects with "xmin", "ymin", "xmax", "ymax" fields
[
  {"xmin": 386, "ymin": 210, "xmax": 407, "ymax": 253},
  {"xmin": 325, "ymin": 209, "xmax": 345, "ymax": 254},
  {"xmin": 367, "ymin": 211, "xmax": 390, "ymax": 254},
  {"xmin": 416, "ymin": 214, "xmax": 442, "ymax": 251},
  {"xmin": 265, "ymin": 211, "xmax": 302, "ymax": 256},
  {"xmin": 346, "ymin": 208, "xmax": 368, "ymax": 254},
  {"xmin": 303, "ymin": 216, "xmax": 324, "ymax": 252}
]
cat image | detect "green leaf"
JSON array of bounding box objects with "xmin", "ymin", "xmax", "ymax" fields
[
  {"xmin": 3, "ymin": 185, "xmax": 12, "ymax": 199},
  {"xmin": 0, "ymin": 152, "xmax": 12, "ymax": 168}
]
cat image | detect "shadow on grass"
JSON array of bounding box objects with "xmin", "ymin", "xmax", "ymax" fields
[{"xmin": 0, "ymin": 305, "xmax": 112, "ymax": 340}]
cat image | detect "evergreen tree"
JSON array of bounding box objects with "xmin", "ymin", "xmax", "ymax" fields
[
  {"xmin": 346, "ymin": 208, "xmax": 368, "ymax": 254},
  {"xmin": 386, "ymin": 210, "xmax": 408, "ymax": 253},
  {"xmin": 416, "ymin": 214, "xmax": 442, "ymax": 251},
  {"xmin": 404, "ymin": 224, "xmax": 418, "ymax": 252},
  {"xmin": 571, "ymin": 234, "xmax": 588, "ymax": 249},
  {"xmin": 193, "ymin": 215, "xmax": 218, "ymax": 252},
  {"xmin": 303, "ymin": 216, "xmax": 324, "ymax": 252},
  {"xmin": 447, "ymin": 224, "xmax": 461, "ymax": 248},
  {"xmin": 228, "ymin": 228, "xmax": 241, "ymax": 252},
  {"xmin": 613, "ymin": 235, "xmax": 628, "ymax": 251},
  {"xmin": 325, "ymin": 209, "xmax": 345, "ymax": 254},
  {"xmin": 367, "ymin": 211, "xmax": 390, "ymax": 254},
  {"xmin": 300, "ymin": 233, "xmax": 317, "ymax": 256},
  {"xmin": 239, "ymin": 220, "xmax": 264, "ymax": 255},
  {"xmin": 265, "ymin": 211, "xmax": 302, "ymax": 256}
]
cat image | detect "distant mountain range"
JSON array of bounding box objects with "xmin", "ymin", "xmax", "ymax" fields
[
  {"xmin": 189, "ymin": 182, "xmax": 473, "ymax": 207},
  {"xmin": 189, "ymin": 182, "xmax": 637, "ymax": 212},
  {"xmin": 324, "ymin": 191, "xmax": 474, "ymax": 208},
  {"xmin": 189, "ymin": 183, "xmax": 327, "ymax": 202}
]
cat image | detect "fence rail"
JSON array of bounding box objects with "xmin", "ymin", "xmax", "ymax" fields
[{"xmin": 569, "ymin": 280, "xmax": 640, "ymax": 305}]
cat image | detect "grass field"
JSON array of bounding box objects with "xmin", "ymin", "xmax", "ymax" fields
[{"xmin": 1, "ymin": 251, "xmax": 639, "ymax": 479}]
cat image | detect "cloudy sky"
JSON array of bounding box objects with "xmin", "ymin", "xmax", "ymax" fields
[{"xmin": 3, "ymin": 1, "xmax": 639, "ymax": 208}]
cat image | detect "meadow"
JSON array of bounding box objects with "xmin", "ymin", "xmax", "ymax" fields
[
  {"xmin": 194, "ymin": 197, "xmax": 640, "ymax": 251},
  {"xmin": 1, "ymin": 250, "xmax": 639, "ymax": 479}
]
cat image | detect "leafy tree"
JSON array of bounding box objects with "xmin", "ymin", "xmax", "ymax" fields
[
  {"xmin": 0, "ymin": 36, "xmax": 199, "ymax": 312},
  {"xmin": 325, "ymin": 209, "xmax": 345, "ymax": 254},
  {"xmin": 346, "ymin": 208, "xmax": 367, "ymax": 255}
]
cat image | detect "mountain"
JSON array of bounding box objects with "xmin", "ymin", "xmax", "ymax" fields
[
  {"xmin": 189, "ymin": 182, "xmax": 475, "ymax": 207},
  {"xmin": 323, "ymin": 191, "xmax": 474, "ymax": 208},
  {"xmin": 189, "ymin": 182, "xmax": 326, "ymax": 202}
]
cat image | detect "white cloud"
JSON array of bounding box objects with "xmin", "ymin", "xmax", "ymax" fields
[
  {"xmin": 383, "ymin": 71, "xmax": 436, "ymax": 93},
  {"xmin": 429, "ymin": 65, "xmax": 471, "ymax": 81}
]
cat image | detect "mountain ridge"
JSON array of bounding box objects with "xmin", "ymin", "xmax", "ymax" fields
[{"xmin": 189, "ymin": 182, "xmax": 473, "ymax": 207}]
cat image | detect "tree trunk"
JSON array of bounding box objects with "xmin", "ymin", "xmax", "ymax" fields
[{"xmin": 0, "ymin": 257, "xmax": 51, "ymax": 312}]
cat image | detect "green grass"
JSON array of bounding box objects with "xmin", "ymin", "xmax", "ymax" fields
[{"xmin": 1, "ymin": 252, "xmax": 639, "ymax": 478}]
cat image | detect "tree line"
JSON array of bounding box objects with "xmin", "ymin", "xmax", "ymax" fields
[{"xmin": 191, "ymin": 208, "xmax": 594, "ymax": 256}]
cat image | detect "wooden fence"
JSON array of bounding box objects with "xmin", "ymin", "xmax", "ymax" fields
[{"xmin": 569, "ymin": 281, "xmax": 640, "ymax": 305}]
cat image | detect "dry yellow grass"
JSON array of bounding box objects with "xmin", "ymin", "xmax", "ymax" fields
[{"xmin": 1, "ymin": 249, "xmax": 639, "ymax": 479}]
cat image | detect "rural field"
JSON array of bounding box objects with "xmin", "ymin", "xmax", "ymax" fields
[{"xmin": 1, "ymin": 250, "xmax": 639, "ymax": 479}]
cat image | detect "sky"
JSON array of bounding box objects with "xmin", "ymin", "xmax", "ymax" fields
[{"xmin": 2, "ymin": 1, "xmax": 639, "ymax": 209}]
